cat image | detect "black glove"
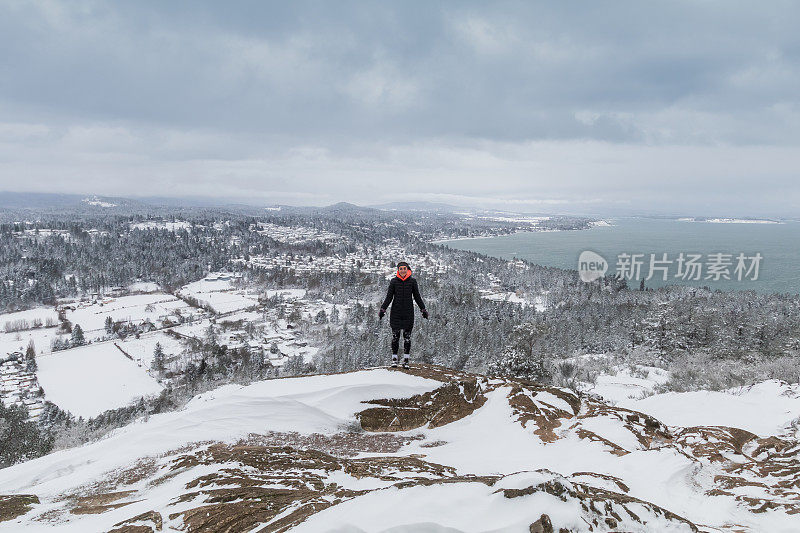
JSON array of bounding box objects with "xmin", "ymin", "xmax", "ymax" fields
[
  {"xmin": 422, "ymin": 309, "xmax": 429, "ymax": 319},
  {"xmin": 379, "ymin": 308, "xmax": 385, "ymax": 319}
]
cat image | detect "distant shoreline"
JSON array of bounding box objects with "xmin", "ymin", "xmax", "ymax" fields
[
  {"xmin": 677, "ymin": 217, "xmax": 784, "ymax": 224},
  {"xmin": 432, "ymin": 219, "xmax": 612, "ymax": 245}
]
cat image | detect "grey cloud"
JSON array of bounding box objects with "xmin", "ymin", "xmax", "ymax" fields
[
  {"xmin": 0, "ymin": 1, "xmax": 799, "ymax": 214},
  {"xmin": 2, "ymin": 1, "xmax": 798, "ymax": 143}
]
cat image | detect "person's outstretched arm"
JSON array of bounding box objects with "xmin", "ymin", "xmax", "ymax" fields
[
  {"xmin": 380, "ymin": 279, "xmax": 395, "ymax": 311},
  {"xmin": 412, "ymin": 278, "xmax": 426, "ymax": 311}
]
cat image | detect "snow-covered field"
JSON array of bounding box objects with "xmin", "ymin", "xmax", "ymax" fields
[
  {"xmin": 0, "ymin": 307, "xmax": 59, "ymax": 332},
  {"xmin": 35, "ymin": 342, "xmax": 163, "ymax": 418},
  {"xmin": 0, "ymin": 307, "xmax": 60, "ymax": 358},
  {"xmin": 64, "ymin": 293, "xmax": 195, "ymax": 337},
  {"xmin": 127, "ymin": 281, "xmax": 160, "ymax": 293},
  {"xmin": 117, "ymin": 331, "xmax": 184, "ymax": 368},
  {"xmin": 0, "ymin": 327, "xmax": 57, "ymax": 358},
  {"xmin": 178, "ymin": 275, "xmax": 260, "ymax": 314}
]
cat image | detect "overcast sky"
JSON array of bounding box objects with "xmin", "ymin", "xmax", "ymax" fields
[{"xmin": 1, "ymin": 1, "xmax": 799, "ymax": 216}]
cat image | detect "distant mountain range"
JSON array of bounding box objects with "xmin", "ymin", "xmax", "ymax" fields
[{"xmin": 2, "ymin": 191, "xmax": 792, "ymax": 221}]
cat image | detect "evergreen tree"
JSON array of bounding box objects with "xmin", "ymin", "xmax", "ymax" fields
[
  {"xmin": 288, "ymin": 308, "xmax": 302, "ymax": 324},
  {"xmin": 104, "ymin": 316, "xmax": 114, "ymax": 335},
  {"xmin": 25, "ymin": 340, "xmax": 37, "ymax": 373},
  {"xmin": 152, "ymin": 342, "xmax": 166, "ymax": 376},
  {"xmin": 0, "ymin": 401, "xmax": 53, "ymax": 467},
  {"xmin": 488, "ymin": 322, "xmax": 552, "ymax": 382},
  {"xmin": 204, "ymin": 324, "xmax": 217, "ymax": 345},
  {"xmin": 70, "ymin": 324, "xmax": 86, "ymax": 347}
]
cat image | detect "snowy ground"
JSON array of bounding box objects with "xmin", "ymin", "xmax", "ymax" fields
[
  {"xmin": 127, "ymin": 281, "xmax": 160, "ymax": 293},
  {"xmin": 587, "ymin": 365, "xmax": 670, "ymax": 402},
  {"xmin": 35, "ymin": 342, "xmax": 163, "ymax": 418},
  {"xmin": 1, "ymin": 307, "xmax": 59, "ymax": 332},
  {"xmin": 621, "ymin": 380, "xmax": 800, "ymax": 437},
  {"xmin": 2, "ymin": 367, "xmax": 799, "ymax": 531},
  {"xmin": 0, "ymin": 370, "xmax": 439, "ymax": 503},
  {"xmin": 117, "ymin": 331, "xmax": 185, "ymax": 369},
  {"xmin": 177, "ymin": 275, "xmax": 260, "ymax": 314},
  {"xmin": 0, "ymin": 307, "xmax": 60, "ymax": 357},
  {"xmin": 264, "ymin": 288, "xmax": 307, "ymax": 300},
  {"xmin": 64, "ymin": 293, "xmax": 196, "ymax": 339},
  {"xmin": 0, "ymin": 327, "xmax": 58, "ymax": 358},
  {"xmin": 582, "ymin": 364, "xmax": 800, "ymax": 436}
]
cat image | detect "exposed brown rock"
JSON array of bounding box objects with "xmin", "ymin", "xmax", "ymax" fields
[
  {"xmin": 574, "ymin": 428, "xmax": 630, "ymax": 456},
  {"xmin": 69, "ymin": 490, "xmax": 139, "ymax": 515},
  {"xmin": 393, "ymin": 474, "xmax": 500, "ymax": 490},
  {"xmin": 507, "ymin": 383, "xmax": 579, "ymax": 443},
  {"xmin": 673, "ymin": 427, "xmax": 800, "ymax": 516},
  {"xmin": 674, "ymin": 426, "xmax": 757, "ymax": 461},
  {"xmin": 344, "ymin": 455, "xmax": 457, "ymax": 481},
  {"xmin": 163, "ymin": 442, "xmax": 473, "ymax": 532},
  {"xmin": 396, "ymin": 363, "xmax": 482, "ymax": 383},
  {"xmin": 500, "ymin": 473, "xmax": 699, "ymax": 533},
  {"xmin": 577, "ymin": 401, "xmax": 672, "ymax": 452},
  {"xmin": 420, "ymin": 439, "xmax": 448, "ymax": 448},
  {"xmin": 109, "ymin": 510, "xmax": 163, "ymax": 532},
  {"xmin": 0, "ymin": 494, "xmax": 39, "ymax": 522},
  {"xmin": 529, "ymin": 513, "xmax": 554, "ymax": 533},
  {"xmin": 570, "ymin": 471, "xmax": 630, "ymax": 493},
  {"xmin": 240, "ymin": 430, "xmax": 423, "ymax": 456},
  {"xmin": 357, "ymin": 378, "xmax": 487, "ymax": 431},
  {"xmin": 8, "ymin": 365, "xmax": 795, "ymax": 532}
]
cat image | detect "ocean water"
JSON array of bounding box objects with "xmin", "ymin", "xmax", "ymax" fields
[{"xmin": 442, "ymin": 218, "xmax": 800, "ymax": 295}]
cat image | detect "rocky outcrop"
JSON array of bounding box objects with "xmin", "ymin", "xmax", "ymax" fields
[
  {"xmin": 108, "ymin": 510, "xmax": 163, "ymax": 532},
  {"xmin": 0, "ymin": 494, "xmax": 39, "ymax": 522},
  {"xmin": 6, "ymin": 364, "xmax": 799, "ymax": 532},
  {"xmin": 357, "ymin": 377, "xmax": 487, "ymax": 431}
]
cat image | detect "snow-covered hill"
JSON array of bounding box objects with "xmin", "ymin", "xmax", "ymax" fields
[{"xmin": 1, "ymin": 365, "xmax": 799, "ymax": 532}]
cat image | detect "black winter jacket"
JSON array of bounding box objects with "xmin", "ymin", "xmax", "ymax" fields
[{"xmin": 381, "ymin": 275, "xmax": 426, "ymax": 330}]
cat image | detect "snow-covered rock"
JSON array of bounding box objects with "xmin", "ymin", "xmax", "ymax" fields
[{"xmin": 1, "ymin": 365, "xmax": 799, "ymax": 532}]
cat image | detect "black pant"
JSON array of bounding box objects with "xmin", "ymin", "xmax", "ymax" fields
[{"xmin": 391, "ymin": 327, "xmax": 412, "ymax": 356}]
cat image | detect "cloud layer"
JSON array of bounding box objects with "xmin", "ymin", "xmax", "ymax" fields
[{"xmin": 1, "ymin": 1, "xmax": 799, "ymax": 215}]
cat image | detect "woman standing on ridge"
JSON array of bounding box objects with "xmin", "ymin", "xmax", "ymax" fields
[{"xmin": 379, "ymin": 261, "xmax": 428, "ymax": 368}]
